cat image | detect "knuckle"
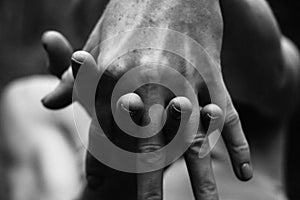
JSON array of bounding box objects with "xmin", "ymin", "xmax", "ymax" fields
[
  {"xmin": 138, "ymin": 144, "xmax": 163, "ymax": 153},
  {"xmin": 198, "ymin": 180, "xmax": 218, "ymax": 197},
  {"xmin": 225, "ymin": 109, "xmax": 240, "ymax": 126},
  {"xmin": 142, "ymin": 193, "xmax": 162, "ymax": 200},
  {"xmin": 187, "ymin": 134, "xmax": 207, "ymax": 155},
  {"xmin": 137, "ymin": 144, "xmax": 165, "ymax": 165},
  {"xmin": 230, "ymin": 141, "xmax": 250, "ymax": 155},
  {"xmin": 193, "ymin": 132, "xmax": 207, "ymax": 144}
]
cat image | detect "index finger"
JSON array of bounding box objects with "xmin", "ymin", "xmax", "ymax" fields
[
  {"xmin": 137, "ymin": 106, "xmax": 165, "ymax": 200},
  {"xmin": 222, "ymin": 95, "xmax": 253, "ymax": 181},
  {"xmin": 184, "ymin": 104, "xmax": 222, "ymax": 200},
  {"xmin": 42, "ymin": 31, "xmax": 73, "ymax": 78}
]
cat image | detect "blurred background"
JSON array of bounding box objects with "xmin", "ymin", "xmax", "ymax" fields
[
  {"xmin": 0, "ymin": 0, "xmax": 108, "ymax": 199},
  {"xmin": 0, "ymin": 0, "xmax": 109, "ymax": 92},
  {"xmin": 0, "ymin": 0, "xmax": 299, "ymax": 199}
]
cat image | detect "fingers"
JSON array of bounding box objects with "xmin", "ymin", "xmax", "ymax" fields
[
  {"xmin": 137, "ymin": 145, "xmax": 164, "ymax": 200},
  {"xmin": 41, "ymin": 51, "xmax": 97, "ymax": 111},
  {"xmin": 42, "ymin": 31, "xmax": 73, "ymax": 78},
  {"xmin": 83, "ymin": 152, "xmax": 138, "ymax": 200},
  {"xmin": 136, "ymin": 97, "xmax": 193, "ymax": 200},
  {"xmin": 167, "ymin": 97, "xmax": 193, "ymax": 120},
  {"xmin": 41, "ymin": 54, "xmax": 81, "ymax": 109},
  {"xmin": 41, "ymin": 31, "xmax": 74, "ymax": 109},
  {"xmin": 136, "ymin": 101, "xmax": 166, "ymax": 200},
  {"xmin": 222, "ymin": 96, "xmax": 252, "ymax": 181},
  {"xmin": 137, "ymin": 170, "xmax": 163, "ymax": 200},
  {"xmin": 183, "ymin": 104, "xmax": 222, "ymax": 200},
  {"xmin": 72, "ymin": 51, "xmax": 99, "ymax": 115},
  {"xmin": 83, "ymin": 94, "xmax": 146, "ymax": 199},
  {"xmin": 185, "ymin": 146, "xmax": 218, "ymax": 200},
  {"xmin": 116, "ymin": 93, "xmax": 164, "ymax": 200},
  {"xmin": 114, "ymin": 93, "xmax": 145, "ymax": 141},
  {"xmin": 116, "ymin": 93, "xmax": 145, "ymax": 125},
  {"xmin": 42, "ymin": 69, "xmax": 73, "ymax": 109},
  {"xmin": 71, "ymin": 51, "xmax": 89, "ymax": 79},
  {"xmin": 201, "ymin": 104, "xmax": 223, "ymax": 133},
  {"xmin": 163, "ymin": 96, "xmax": 193, "ymax": 143}
]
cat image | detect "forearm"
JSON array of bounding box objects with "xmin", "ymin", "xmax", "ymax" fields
[{"xmin": 284, "ymin": 36, "xmax": 300, "ymax": 200}]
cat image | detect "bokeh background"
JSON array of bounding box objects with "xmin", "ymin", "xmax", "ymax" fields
[
  {"xmin": 0, "ymin": 0, "xmax": 299, "ymax": 199},
  {"xmin": 0, "ymin": 0, "xmax": 109, "ymax": 198},
  {"xmin": 0, "ymin": 0, "xmax": 110, "ymax": 92}
]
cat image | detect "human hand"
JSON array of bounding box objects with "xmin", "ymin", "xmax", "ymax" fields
[{"xmin": 41, "ymin": 29, "xmax": 252, "ymax": 200}]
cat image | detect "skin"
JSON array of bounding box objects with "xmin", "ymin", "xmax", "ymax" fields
[
  {"xmin": 41, "ymin": 0, "xmax": 300, "ymax": 199},
  {"xmin": 0, "ymin": 0, "xmax": 298, "ymax": 199},
  {"xmin": 219, "ymin": 3, "xmax": 300, "ymax": 198},
  {"xmin": 42, "ymin": 38, "xmax": 228, "ymax": 200},
  {"xmin": 42, "ymin": 0, "xmax": 250, "ymax": 199},
  {"xmin": 221, "ymin": 0, "xmax": 299, "ymax": 116}
]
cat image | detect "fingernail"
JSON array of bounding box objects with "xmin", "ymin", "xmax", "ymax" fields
[
  {"xmin": 206, "ymin": 113, "xmax": 219, "ymax": 120},
  {"xmin": 240, "ymin": 163, "xmax": 253, "ymax": 181},
  {"xmin": 71, "ymin": 57, "xmax": 82, "ymax": 79},
  {"xmin": 203, "ymin": 113, "xmax": 219, "ymax": 131},
  {"xmin": 120, "ymin": 103, "xmax": 137, "ymax": 117},
  {"xmin": 170, "ymin": 103, "xmax": 181, "ymax": 120}
]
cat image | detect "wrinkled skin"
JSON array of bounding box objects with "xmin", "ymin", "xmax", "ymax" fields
[
  {"xmin": 78, "ymin": 1, "xmax": 242, "ymax": 200},
  {"xmin": 41, "ymin": 0, "xmax": 300, "ymax": 199},
  {"xmin": 43, "ymin": 0, "xmax": 251, "ymax": 199}
]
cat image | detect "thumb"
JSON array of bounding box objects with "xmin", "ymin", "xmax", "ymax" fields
[
  {"xmin": 42, "ymin": 30, "xmax": 73, "ymax": 78},
  {"xmin": 41, "ymin": 68, "xmax": 74, "ymax": 109}
]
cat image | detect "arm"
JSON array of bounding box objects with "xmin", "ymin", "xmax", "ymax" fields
[
  {"xmin": 221, "ymin": 0, "xmax": 300, "ymax": 198},
  {"xmin": 220, "ymin": 0, "xmax": 299, "ymax": 117},
  {"xmin": 282, "ymin": 37, "xmax": 300, "ymax": 200}
]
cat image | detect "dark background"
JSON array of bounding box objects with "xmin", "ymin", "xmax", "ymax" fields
[{"xmin": 0, "ymin": 0, "xmax": 109, "ymax": 92}]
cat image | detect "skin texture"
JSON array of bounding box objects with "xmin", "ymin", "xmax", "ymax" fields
[
  {"xmin": 95, "ymin": 0, "xmax": 222, "ymax": 59},
  {"xmin": 82, "ymin": 3, "xmax": 225, "ymax": 199},
  {"xmin": 221, "ymin": 0, "xmax": 298, "ymax": 117},
  {"xmin": 42, "ymin": 0, "xmax": 251, "ymax": 199},
  {"xmin": 1, "ymin": 0, "xmax": 299, "ymax": 199},
  {"xmin": 40, "ymin": 0, "xmax": 300, "ymax": 199},
  {"xmin": 221, "ymin": 1, "xmax": 300, "ymax": 199}
]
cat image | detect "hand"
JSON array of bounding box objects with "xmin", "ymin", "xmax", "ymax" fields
[
  {"xmin": 41, "ymin": 31, "xmax": 74, "ymax": 109},
  {"xmin": 41, "ymin": 28, "xmax": 252, "ymax": 200}
]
